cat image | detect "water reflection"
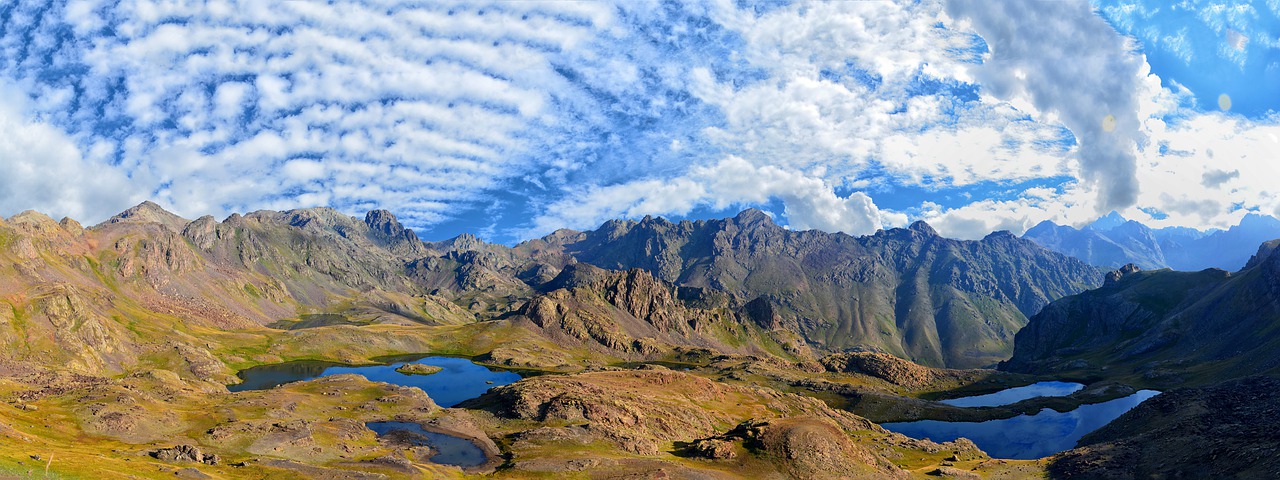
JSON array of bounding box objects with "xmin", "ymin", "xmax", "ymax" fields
[
  {"xmin": 883, "ymin": 390, "xmax": 1160, "ymax": 459},
  {"xmin": 228, "ymin": 356, "xmax": 521, "ymax": 407},
  {"xmin": 367, "ymin": 421, "xmax": 488, "ymax": 467},
  {"xmin": 940, "ymin": 381, "xmax": 1085, "ymax": 408}
]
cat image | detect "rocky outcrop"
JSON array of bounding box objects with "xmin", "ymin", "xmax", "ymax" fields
[
  {"xmin": 464, "ymin": 369, "xmax": 922, "ymax": 478},
  {"xmin": 1102, "ymin": 263, "xmax": 1140, "ymax": 285},
  {"xmin": 821, "ymin": 352, "xmax": 941, "ymax": 389},
  {"xmin": 152, "ymin": 445, "xmax": 220, "ymax": 465},
  {"xmin": 514, "ymin": 263, "xmax": 788, "ymax": 358}
]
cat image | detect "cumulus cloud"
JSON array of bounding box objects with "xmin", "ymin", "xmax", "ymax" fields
[
  {"xmin": 1201, "ymin": 168, "xmax": 1240, "ymax": 188},
  {"xmin": 0, "ymin": 82, "xmax": 141, "ymax": 222},
  {"xmin": 916, "ymin": 184, "xmax": 1101, "ymax": 240},
  {"xmin": 523, "ymin": 156, "xmax": 886, "ymax": 238},
  {"xmin": 1135, "ymin": 107, "xmax": 1280, "ymax": 229},
  {"xmin": 946, "ymin": 0, "xmax": 1147, "ymax": 213}
]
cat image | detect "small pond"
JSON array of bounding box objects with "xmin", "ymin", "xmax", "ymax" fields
[
  {"xmin": 367, "ymin": 421, "xmax": 488, "ymax": 467},
  {"xmin": 939, "ymin": 381, "xmax": 1085, "ymax": 408},
  {"xmin": 882, "ymin": 389, "xmax": 1161, "ymax": 459},
  {"xmin": 227, "ymin": 355, "xmax": 522, "ymax": 407}
]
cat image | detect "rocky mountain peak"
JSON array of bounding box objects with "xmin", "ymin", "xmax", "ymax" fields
[
  {"xmin": 364, "ymin": 209, "xmax": 401, "ymax": 233},
  {"xmin": 7, "ymin": 210, "xmax": 58, "ymax": 227},
  {"xmin": 908, "ymin": 220, "xmax": 938, "ymax": 236},
  {"xmin": 638, "ymin": 215, "xmax": 673, "ymax": 227},
  {"xmin": 982, "ymin": 230, "xmax": 1017, "ymax": 241},
  {"xmin": 1103, "ymin": 263, "xmax": 1141, "ymax": 286},
  {"xmin": 103, "ymin": 201, "xmax": 190, "ymax": 231},
  {"xmin": 1238, "ymin": 212, "xmax": 1280, "ymax": 228},
  {"xmin": 440, "ymin": 233, "xmax": 484, "ymax": 252},
  {"xmin": 4, "ymin": 210, "xmax": 70, "ymax": 240},
  {"xmin": 1087, "ymin": 210, "xmax": 1128, "ymax": 231},
  {"xmin": 364, "ymin": 209, "xmax": 420, "ymax": 246},
  {"xmin": 732, "ymin": 208, "xmax": 775, "ymax": 228}
]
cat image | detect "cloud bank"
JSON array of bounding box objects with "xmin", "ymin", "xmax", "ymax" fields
[
  {"xmin": 1, "ymin": 0, "xmax": 1276, "ymax": 243},
  {"xmin": 947, "ymin": 0, "xmax": 1147, "ymax": 214}
]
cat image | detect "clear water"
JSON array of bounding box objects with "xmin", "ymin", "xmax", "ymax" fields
[
  {"xmin": 939, "ymin": 381, "xmax": 1085, "ymax": 407},
  {"xmin": 882, "ymin": 389, "xmax": 1161, "ymax": 459},
  {"xmin": 367, "ymin": 421, "xmax": 488, "ymax": 467},
  {"xmin": 227, "ymin": 355, "xmax": 521, "ymax": 407}
]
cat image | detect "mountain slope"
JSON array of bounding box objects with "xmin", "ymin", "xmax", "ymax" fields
[
  {"xmin": 1049, "ymin": 375, "xmax": 1280, "ymax": 479},
  {"xmin": 527, "ymin": 209, "xmax": 1102, "ymax": 368},
  {"xmin": 1001, "ymin": 240, "xmax": 1280, "ymax": 387}
]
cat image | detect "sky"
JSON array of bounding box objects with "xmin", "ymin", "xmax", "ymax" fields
[{"xmin": 1, "ymin": 0, "xmax": 1278, "ymax": 244}]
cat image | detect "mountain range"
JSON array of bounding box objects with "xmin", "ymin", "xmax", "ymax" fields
[
  {"xmin": 0, "ymin": 203, "xmax": 1102, "ymax": 374},
  {"xmin": 5, "ymin": 201, "xmax": 1279, "ymax": 478},
  {"xmin": 1022, "ymin": 211, "xmax": 1280, "ymax": 271},
  {"xmin": 531, "ymin": 210, "xmax": 1102, "ymax": 368}
]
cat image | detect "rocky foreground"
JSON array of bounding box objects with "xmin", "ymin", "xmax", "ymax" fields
[{"xmin": 1050, "ymin": 375, "xmax": 1280, "ymax": 479}]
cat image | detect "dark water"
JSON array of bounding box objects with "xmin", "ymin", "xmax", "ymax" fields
[
  {"xmin": 367, "ymin": 421, "xmax": 488, "ymax": 467},
  {"xmin": 882, "ymin": 390, "xmax": 1161, "ymax": 459},
  {"xmin": 939, "ymin": 381, "xmax": 1085, "ymax": 408},
  {"xmin": 227, "ymin": 356, "xmax": 521, "ymax": 407}
]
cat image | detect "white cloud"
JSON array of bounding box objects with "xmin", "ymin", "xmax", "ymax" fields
[
  {"xmin": 0, "ymin": 81, "xmax": 140, "ymax": 222},
  {"xmin": 946, "ymin": 0, "xmax": 1148, "ymax": 213},
  {"xmin": 3, "ymin": 0, "xmax": 617, "ymax": 225},
  {"xmin": 3, "ymin": 0, "xmax": 1276, "ymax": 244},
  {"xmin": 1135, "ymin": 111, "xmax": 1280, "ymax": 229},
  {"xmin": 917, "ymin": 183, "xmax": 1100, "ymax": 240},
  {"xmin": 523, "ymin": 156, "xmax": 886, "ymax": 238}
]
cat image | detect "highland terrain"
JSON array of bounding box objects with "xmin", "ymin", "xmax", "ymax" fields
[{"xmin": 0, "ymin": 203, "xmax": 1276, "ymax": 479}]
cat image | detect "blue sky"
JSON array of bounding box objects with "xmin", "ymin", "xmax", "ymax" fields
[{"xmin": 1, "ymin": 1, "xmax": 1278, "ymax": 244}]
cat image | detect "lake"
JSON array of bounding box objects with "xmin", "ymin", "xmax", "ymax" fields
[
  {"xmin": 227, "ymin": 355, "xmax": 522, "ymax": 407},
  {"xmin": 882, "ymin": 389, "xmax": 1161, "ymax": 459},
  {"xmin": 939, "ymin": 381, "xmax": 1085, "ymax": 408},
  {"xmin": 366, "ymin": 421, "xmax": 488, "ymax": 467}
]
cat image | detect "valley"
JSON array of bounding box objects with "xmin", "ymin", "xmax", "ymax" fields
[{"xmin": 1, "ymin": 204, "xmax": 1277, "ymax": 479}]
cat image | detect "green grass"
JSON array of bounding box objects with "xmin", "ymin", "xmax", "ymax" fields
[{"xmin": 242, "ymin": 283, "xmax": 262, "ymax": 298}]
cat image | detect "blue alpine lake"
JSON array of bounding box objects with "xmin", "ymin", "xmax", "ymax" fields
[
  {"xmin": 366, "ymin": 421, "xmax": 489, "ymax": 467},
  {"xmin": 882, "ymin": 389, "xmax": 1161, "ymax": 459},
  {"xmin": 227, "ymin": 355, "xmax": 522, "ymax": 407},
  {"xmin": 939, "ymin": 381, "xmax": 1085, "ymax": 407}
]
